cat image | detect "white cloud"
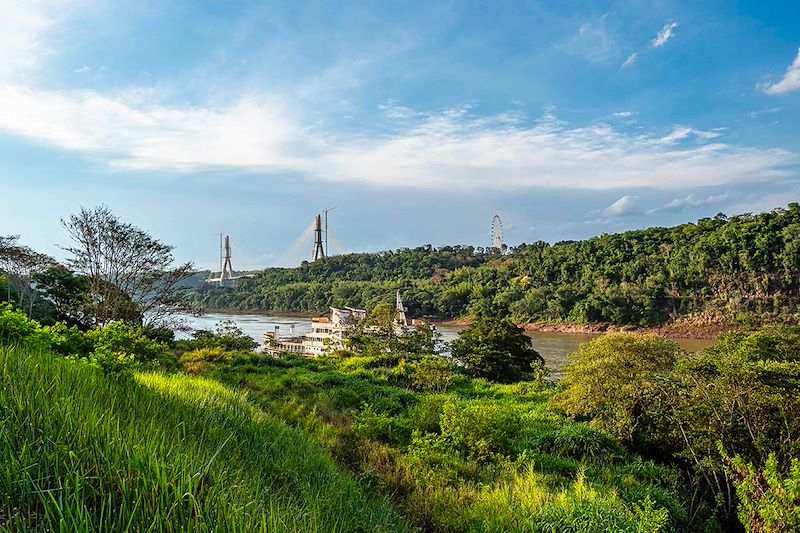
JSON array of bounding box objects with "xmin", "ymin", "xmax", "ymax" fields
[
  {"xmin": 0, "ymin": 85, "xmax": 793, "ymax": 191},
  {"xmin": 74, "ymin": 65, "xmax": 92, "ymax": 74},
  {"xmin": 611, "ymin": 111, "xmax": 636, "ymax": 118},
  {"xmin": 652, "ymin": 21, "xmax": 678, "ymax": 48},
  {"xmin": 0, "ymin": 85, "xmax": 304, "ymax": 172},
  {"xmin": 761, "ymin": 48, "xmax": 800, "ymax": 95},
  {"xmin": 647, "ymin": 126, "xmax": 721, "ymax": 146},
  {"xmin": 0, "ymin": 0, "xmax": 59, "ymax": 80},
  {"xmin": 648, "ymin": 192, "xmax": 732, "ymax": 213},
  {"xmin": 621, "ymin": 53, "xmax": 637, "ymax": 68},
  {"xmin": 603, "ymin": 195, "xmax": 641, "ymax": 217},
  {"xmin": 0, "ymin": 4, "xmax": 794, "ymax": 193}
]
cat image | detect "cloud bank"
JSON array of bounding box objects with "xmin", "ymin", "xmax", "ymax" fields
[
  {"xmin": 648, "ymin": 192, "xmax": 732, "ymax": 213},
  {"xmin": 0, "ymin": 84, "xmax": 793, "ymax": 191},
  {"xmin": 0, "ymin": 3, "xmax": 794, "ymax": 194}
]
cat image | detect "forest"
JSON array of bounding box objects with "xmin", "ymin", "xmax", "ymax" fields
[{"xmin": 194, "ymin": 203, "xmax": 800, "ymax": 328}]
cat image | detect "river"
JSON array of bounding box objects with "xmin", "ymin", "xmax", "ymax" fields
[{"xmin": 175, "ymin": 312, "xmax": 715, "ymax": 380}]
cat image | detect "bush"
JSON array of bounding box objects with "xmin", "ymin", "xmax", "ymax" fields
[
  {"xmin": 408, "ymin": 394, "xmax": 448, "ymax": 434},
  {"xmin": 183, "ymin": 320, "xmax": 258, "ymax": 352},
  {"xmin": 45, "ymin": 322, "xmax": 94, "ymax": 357},
  {"xmin": 550, "ymin": 334, "xmax": 683, "ymax": 443},
  {"xmin": 439, "ymin": 400, "xmax": 522, "ymax": 460},
  {"xmin": 0, "ymin": 304, "xmax": 44, "ymax": 346},
  {"xmin": 180, "ymin": 347, "xmax": 233, "ymax": 374},
  {"xmin": 656, "ymin": 328, "xmax": 800, "ymax": 520},
  {"xmin": 181, "ymin": 346, "xmax": 232, "ymax": 364},
  {"xmin": 535, "ymin": 424, "xmax": 625, "ymax": 462},
  {"xmin": 88, "ymin": 346, "xmax": 139, "ymax": 375},
  {"xmin": 353, "ymin": 404, "xmax": 412, "ymax": 445},
  {"xmin": 408, "ymin": 356, "xmax": 455, "ymax": 392},
  {"xmin": 723, "ymin": 450, "xmax": 800, "ymax": 533},
  {"xmin": 84, "ymin": 322, "xmax": 169, "ymax": 373}
]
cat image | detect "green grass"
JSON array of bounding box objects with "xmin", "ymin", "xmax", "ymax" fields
[
  {"xmin": 213, "ymin": 353, "xmax": 706, "ymax": 532},
  {"xmin": 0, "ymin": 346, "xmax": 407, "ymax": 532}
]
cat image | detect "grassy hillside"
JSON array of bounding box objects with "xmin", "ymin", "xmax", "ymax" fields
[
  {"xmin": 0, "ymin": 346, "xmax": 406, "ymax": 532},
  {"xmin": 210, "ymin": 352, "xmax": 700, "ymax": 532}
]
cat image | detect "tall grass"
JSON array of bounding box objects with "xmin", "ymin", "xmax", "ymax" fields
[
  {"xmin": 0, "ymin": 346, "xmax": 407, "ymax": 532},
  {"xmin": 217, "ymin": 354, "xmax": 699, "ymax": 532}
]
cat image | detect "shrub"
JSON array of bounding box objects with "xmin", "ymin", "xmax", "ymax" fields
[
  {"xmin": 180, "ymin": 347, "xmax": 233, "ymax": 374},
  {"xmin": 657, "ymin": 329, "xmax": 800, "ymax": 520},
  {"xmin": 84, "ymin": 321, "xmax": 169, "ymax": 373},
  {"xmin": 550, "ymin": 334, "xmax": 683, "ymax": 443},
  {"xmin": 181, "ymin": 346, "xmax": 232, "ymax": 364},
  {"xmin": 184, "ymin": 320, "xmax": 258, "ymax": 352},
  {"xmin": 353, "ymin": 404, "xmax": 412, "ymax": 445},
  {"xmin": 45, "ymin": 322, "xmax": 94, "ymax": 357},
  {"xmin": 408, "ymin": 355, "xmax": 455, "ymax": 392},
  {"xmin": 722, "ymin": 450, "xmax": 800, "ymax": 533},
  {"xmin": 0, "ymin": 304, "xmax": 42, "ymax": 346},
  {"xmin": 408, "ymin": 394, "xmax": 448, "ymax": 434},
  {"xmin": 439, "ymin": 400, "xmax": 522, "ymax": 460},
  {"xmin": 538, "ymin": 424, "xmax": 625, "ymax": 462},
  {"xmin": 88, "ymin": 346, "xmax": 139, "ymax": 375},
  {"xmin": 664, "ymin": 328, "xmax": 800, "ymax": 465}
]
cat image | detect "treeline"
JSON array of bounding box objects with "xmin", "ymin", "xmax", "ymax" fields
[
  {"xmin": 1, "ymin": 206, "xmax": 194, "ymax": 329},
  {"xmin": 194, "ymin": 203, "xmax": 800, "ymax": 327}
]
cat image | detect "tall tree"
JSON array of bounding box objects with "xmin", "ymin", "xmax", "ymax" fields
[
  {"xmin": 450, "ymin": 317, "xmax": 542, "ymax": 383},
  {"xmin": 61, "ymin": 206, "xmax": 195, "ymax": 327},
  {"xmin": 0, "ymin": 235, "xmax": 56, "ymax": 316}
]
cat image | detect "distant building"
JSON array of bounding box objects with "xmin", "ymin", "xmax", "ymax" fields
[
  {"xmin": 263, "ymin": 306, "xmax": 367, "ymax": 356},
  {"xmin": 263, "ymin": 292, "xmax": 425, "ymax": 357}
]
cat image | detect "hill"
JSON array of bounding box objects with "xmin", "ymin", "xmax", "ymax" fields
[
  {"xmin": 193, "ymin": 204, "xmax": 800, "ymax": 329},
  {"xmin": 0, "ymin": 345, "xmax": 406, "ymax": 532}
]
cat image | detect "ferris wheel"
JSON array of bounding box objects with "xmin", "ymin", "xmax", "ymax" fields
[{"xmin": 491, "ymin": 215, "xmax": 503, "ymax": 251}]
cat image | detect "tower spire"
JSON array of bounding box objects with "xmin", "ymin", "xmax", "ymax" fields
[
  {"xmin": 222, "ymin": 235, "xmax": 234, "ymax": 280},
  {"xmin": 312, "ymin": 214, "xmax": 326, "ymax": 261}
]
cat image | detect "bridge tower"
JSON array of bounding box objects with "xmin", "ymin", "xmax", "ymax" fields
[
  {"xmin": 221, "ymin": 235, "xmax": 234, "ymax": 281},
  {"xmin": 312, "ymin": 214, "xmax": 326, "ymax": 262},
  {"xmin": 207, "ymin": 234, "xmax": 237, "ymax": 285}
]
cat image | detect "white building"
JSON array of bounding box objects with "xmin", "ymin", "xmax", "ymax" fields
[{"xmin": 263, "ymin": 306, "xmax": 367, "ymax": 356}]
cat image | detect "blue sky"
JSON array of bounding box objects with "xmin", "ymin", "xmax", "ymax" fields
[{"xmin": 1, "ymin": 0, "xmax": 799, "ymax": 270}]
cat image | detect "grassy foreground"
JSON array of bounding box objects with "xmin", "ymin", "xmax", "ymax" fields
[
  {"xmin": 215, "ymin": 353, "xmax": 699, "ymax": 532},
  {"xmin": 0, "ymin": 346, "xmax": 406, "ymax": 532}
]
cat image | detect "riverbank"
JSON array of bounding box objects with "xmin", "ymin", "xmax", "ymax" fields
[
  {"xmin": 203, "ymin": 308, "xmax": 747, "ymax": 340},
  {"xmin": 201, "ymin": 307, "xmax": 319, "ymax": 318},
  {"xmin": 436, "ymin": 318, "xmax": 739, "ymax": 340}
]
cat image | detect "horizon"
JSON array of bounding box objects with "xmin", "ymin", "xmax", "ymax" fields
[{"xmin": 1, "ymin": 1, "xmax": 798, "ymax": 270}]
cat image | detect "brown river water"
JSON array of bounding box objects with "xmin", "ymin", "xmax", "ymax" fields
[{"xmin": 176, "ymin": 312, "xmax": 715, "ymax": 380}]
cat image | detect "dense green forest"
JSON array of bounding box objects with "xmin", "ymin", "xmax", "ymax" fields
[{"xmin": 194, "ymin": 203, "xmax": 800, "ymax": 328}]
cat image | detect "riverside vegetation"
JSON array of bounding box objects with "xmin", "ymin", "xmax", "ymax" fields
[
  {"xmin": 2, "ymin": 206, "xmax": 799, "ymax": 531},
  {"xmin": 194, "ymin": 204, "xmax": 800, "ymax": 330},
  {"xmin": 2, "ymin": 304, "xmax": 799, "ymax": 532}
]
